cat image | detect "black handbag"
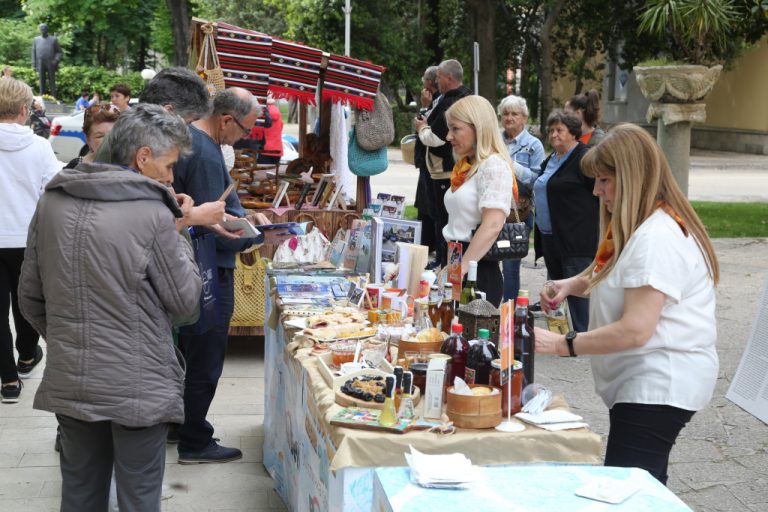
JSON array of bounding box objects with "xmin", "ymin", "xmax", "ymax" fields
[{"xmin": 473, "ymin": 195, "xmax": 530, "ymax": 262}]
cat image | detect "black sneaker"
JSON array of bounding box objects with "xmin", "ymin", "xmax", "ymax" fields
[
  {"xmin": 178, "ymin": 441, "xmax": 242, "ymax": 465},
  {"xmin": 1, "ymin": 381, "xmax": 23, "ymax": 403},
  {"xmin": 17, "ymin": 345, "xmax": 44, "ymax": 376}
]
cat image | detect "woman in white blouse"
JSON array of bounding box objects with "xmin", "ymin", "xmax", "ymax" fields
[
  {"xmin": 534, "ymin": 124, "xmax": 719, "ymax": 485},
  {"xmin": 442, "ymin": 95, "xmax": 517, "ymax": 305}
]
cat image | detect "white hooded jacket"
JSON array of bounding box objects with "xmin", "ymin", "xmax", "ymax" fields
[{"xmin": 0, "ymin": 122, "xmax": 59, "ymax": 248}]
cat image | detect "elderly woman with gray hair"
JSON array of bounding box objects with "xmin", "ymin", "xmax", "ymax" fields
[
  {"xmin": 497, "ymin": 95, "xmax": 545, "ymax": 303},
  {"xmin": 532, "ymin": 110, "xmax": 599, "ymax": 332},
  {"xmin": 19, "ymin": 103, "xmax": 202, "ymax": 512}
]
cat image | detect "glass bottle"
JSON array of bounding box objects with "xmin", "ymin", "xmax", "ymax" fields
[
  {"xmin": 439, "ymin": 284, "xmax": 454, "ymax": 333},
  {"xmin": 440, "ymin": 323, "xmax": 470, "ymax": 391},
  {"xmin": 393, "ymin": 365, "xmax": 404, "ymax": 412},
  {"xmin": 375, "ymin": 314, "xmax": 393, "ymax": 363},
  {"xmin": 378, "ymin": 375, "xmax": 398, "ymax": 427},
  {"xmin": 543, "ymin": 280, "xmax": 571, "ymax": 334},
  {"xmin": 464, "ymin": 328, "xmax": 499, "ymax": 385},
  {"xmin": 428, "ymin": 285, "xmax": 441, "ymax": 331},
  {"xmin": 412, "ymin": 298, "xmax": 433, "ymax": 332},
  {"xmin": 398, "ymin": 371, "xmax": 415, "ymax": 421},
  {"xmin": 514, "ymin": 293, "xmax": 535, "ymax": 387},
  {"xmin": 459, "ymin": 261, "xmax": 479, "ymax": 305}
]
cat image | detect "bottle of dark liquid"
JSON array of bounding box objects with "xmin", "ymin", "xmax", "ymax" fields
[
  {"xmin": 459, "ymin": 261, "xmax": 479, "ymax": 305},
  {"xmin": 439, "ymin": 283, "xmax": 454, "ymax": 333},
  {"xmin": 440, "ymin": 323, "xmax": 470, "ymax": 391},
  {"xmin": 514, "ymin": 292, "xmax": 535, "ymax": 387},
  {"xmin": 464, "ymin": 328, "xmax": 499, "ymax": 385},
  {"xmin": 427, "ymin": 285, "xmax": 441, "ymax": 330}
]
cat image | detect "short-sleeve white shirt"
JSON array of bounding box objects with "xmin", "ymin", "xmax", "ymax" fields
[
  {"xmin": 589, "ymin": 209, "xmax": 718, "ymax": 411},
  {"xmin": 442, "ymin": 154, "xmax": 512, "ymax": 242}
]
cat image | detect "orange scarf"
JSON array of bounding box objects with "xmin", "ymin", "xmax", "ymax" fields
[
  {"xmin": 450, "ymin": 157, "xmax": 473, "ymax": 192},
  {"xmin": 450, "ymin": 156, "xmax": 520, "ymax": 201},
  {"xmin": 593, "ymin": 201, "xmax": 688, "ymax": 274}
]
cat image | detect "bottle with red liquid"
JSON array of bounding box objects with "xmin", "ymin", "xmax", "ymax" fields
[
  {"xmin": 464, "ymin": 328, "xmax": 499, "ymax": 385},
  {"xmin": 440, "ymin": 323, "xmax": 470, "ymax": 390},
  {"xmin": 514, "ymin": 292, "xmax": 535, "ymax": 387}
]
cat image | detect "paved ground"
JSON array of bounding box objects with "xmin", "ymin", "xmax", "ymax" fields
[{"xmin": 4, "ymin": 136, "xmax": 767, "ymax": 511}]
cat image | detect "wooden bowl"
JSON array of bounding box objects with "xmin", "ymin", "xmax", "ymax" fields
[{"xmin": 446, "ymin": 385, "xmax": 502, "ymax": 429}]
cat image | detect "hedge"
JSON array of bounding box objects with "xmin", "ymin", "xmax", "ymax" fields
[{"xmin": 6, "ymin": 66, "xmax": 145, "ymax": 105}]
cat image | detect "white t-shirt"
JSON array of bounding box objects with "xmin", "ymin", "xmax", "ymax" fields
[
  {"xmin": 589, "ymin": 209, "xmax": 718, "ymax": 411},
  {"xmin": 442, "ymin": 154, "xmax": 512, "ymax": 242}
]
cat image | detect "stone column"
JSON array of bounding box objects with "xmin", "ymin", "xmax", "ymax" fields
[{"xmin": 647, "ymin": 103, "xmax": 707, "ymax": 197}]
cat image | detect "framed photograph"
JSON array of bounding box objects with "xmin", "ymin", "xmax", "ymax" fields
[{"xmin": 371, "ymin": 217, "xmax": 422, "ymax": 283}]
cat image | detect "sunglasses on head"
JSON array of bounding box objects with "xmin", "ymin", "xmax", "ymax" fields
[{"xmin": 85, "ymin": 103, "xmax": 121, "ymax": 117}]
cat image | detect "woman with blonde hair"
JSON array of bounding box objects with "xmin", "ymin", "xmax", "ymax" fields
[
  {"xmin": 534, "ymin": 123, "xmax": 719, "ymax": 485},
  {"xmin": 442, "ymin": 95, "xmax": 518, "ymax": 305}
]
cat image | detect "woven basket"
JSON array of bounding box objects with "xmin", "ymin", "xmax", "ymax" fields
[
  {"xmin": 400, "ymin": 134, "xmax": 417, "ymax": 165},
  {"xmin": 230, "ymin": 249, "xmax": 267, "ymax": 327}
]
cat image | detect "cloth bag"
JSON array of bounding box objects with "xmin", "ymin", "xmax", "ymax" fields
[
  {"xmin": 179, "ymin": 230, "xmax": 220, "ymax": 335},
  {"xmin": 355, "ymin": 92, "xmax": 394, "ymax": 150},
  {"xmin": 196, "ymin": 23, "xmax": 226, "ymax": 96},
  {"xmin": 474, "ymin": 197, "xmax": 530, "ymax": 262},
  {"xmin": 273, "ymin": 228, "xmax": 331, "ymax": 266},
  {"xmin": 230, "ymin": 250, "xmax": 268, "ymax": 327},
  {"xmin": 348, "ymin": 127, "xmax": 388, "ymax": 177}
]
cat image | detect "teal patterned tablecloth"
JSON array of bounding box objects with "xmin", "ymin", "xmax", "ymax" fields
[{"xmin": 372, "ymin": 464, "xmax": 692, "ymax": 511}]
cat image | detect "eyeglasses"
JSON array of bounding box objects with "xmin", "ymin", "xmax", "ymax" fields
[{"xmin": 227, "ymin": 113, "xmax": 251, "ymax": 137}]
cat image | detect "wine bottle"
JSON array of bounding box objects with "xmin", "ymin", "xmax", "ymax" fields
[{"xmin": 459, "ymin": 261, "xmax": 479, "ymax": 305}]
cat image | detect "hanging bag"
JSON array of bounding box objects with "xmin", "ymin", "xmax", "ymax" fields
[
  {"xmin": 196, "ymin": 23, "xmax": 226, "ymax": 96},
  {"xmin": 230, "ymin": 249, "xmax": 268, "ymax": 327},
  {"xmin": 348, "ymin": 127, "xmax": 388, "ymax": 177},
  {"xmin": 355, "ymin": 92, "xmax": 394, "ymax": 151},
  {"xmin": 179, "ymin": 230, "xmax": 221, "ymax": 335},
  {"xmin": 473, "ymin": 195, "xmax": 530, "ymax": 262}
]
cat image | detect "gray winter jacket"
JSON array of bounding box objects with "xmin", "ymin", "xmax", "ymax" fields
[{"xmin": 19, "ymin": 162, "xmax": 201, "ymax": 427}]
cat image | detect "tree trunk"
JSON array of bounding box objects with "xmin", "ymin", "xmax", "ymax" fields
[
  {"xmin": 166, "ymin": 0, "xmax": 191, "ymax": 67},
  {"xmin": 538, "ymin": 0, "xmax": 566, "ymax": 133},
  {"xmin": 467, "ymin": 0, "xmax": 497, "ymax": 103},
  {"xmin": 573, "ymin": 43, "xmax": 594, "ymax": 95}
]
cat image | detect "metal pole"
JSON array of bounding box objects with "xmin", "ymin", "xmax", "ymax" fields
[
  {"xmin": 473, "ymin": 42, "xmax": 480, "ymax": 95},
  {"xmin": 344, "ymin": 0, "xmax": 352, "ymax": 56}
]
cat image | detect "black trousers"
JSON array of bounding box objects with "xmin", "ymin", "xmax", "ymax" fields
[
  {"xmin": 458, "ymin": 241, "xmax": 503, "ymax": 307},
  {"xmin": 177, "ymin": 267, "xmax": 235, "ymax": 452},
  {"xmin": 432, "ymin": 178, "xmax": 450, "ymax": 266},
  {"xmin": 605, "ymin": 402, "xmax": 695, "ymax": 485},
  {"xmin": 0, "ymin": 248, "xmax": 40, "ymax": 383},
  {"xmin": 539, "ymin": 233, "xmax": 593, "ymax": 332}
]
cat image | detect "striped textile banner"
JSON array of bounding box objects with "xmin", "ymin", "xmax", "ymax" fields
[
  {"xmin": 322, "ymin": 54, "xmax": 384, "ymax": 111},
  {"xmin": 214, "ymin": 22, "xmax": 272, "ymax": 105},
  {"xmin": 268, "ymin": 38, "xmax": 323, "ymax": 105}
]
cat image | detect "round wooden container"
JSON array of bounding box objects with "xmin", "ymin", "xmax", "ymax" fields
[
  {"xmin": 396, "ymin": 337, "xmax": 443, "ymax": 359},
  {"xmin": 446, "ymin": 385, "xmax": 502, "ymax": 429}
]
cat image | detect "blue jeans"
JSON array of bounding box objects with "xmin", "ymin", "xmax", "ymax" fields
[
  {"xmin": 502, "ymin": 214, "xmax": 534, "ymax": 302},
  {"xmin": 177, "ymin": 267, "xmax": 235, "ymax": 452}
]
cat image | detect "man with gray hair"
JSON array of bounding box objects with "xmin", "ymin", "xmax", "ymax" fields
[
  {"xmin": 414, "ymin": 59, "xmax": 471, "ymax": 266},
  {"xmin": 173, "ymin": 87, "xmax": 262, "ymax": 464}
]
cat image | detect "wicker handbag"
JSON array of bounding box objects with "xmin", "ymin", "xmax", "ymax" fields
[
  {"xmin": 230, "ymin": 250, "xmax": 268, "ymax": 327},
  {"xmin": 196, "ymin": 23, "xmax": 226, "ymax": 96},
  {"xmin": 355, "ymin": 92, "xmax": 395, "ymax": 151}
]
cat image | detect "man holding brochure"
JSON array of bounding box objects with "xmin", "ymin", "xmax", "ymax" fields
[{"xmin": 172, "ymin": 87, "xmax": 264, "ymax": 464}]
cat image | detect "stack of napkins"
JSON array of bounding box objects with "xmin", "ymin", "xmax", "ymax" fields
[
  {"xmin": 514, "ymin": 409, "xmax": 589, "ymax": 431},
  {"xmin": 404, "ymin": 446, "xmax": 480, "ymax": 489}
]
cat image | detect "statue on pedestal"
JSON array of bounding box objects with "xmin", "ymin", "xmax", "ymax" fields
[{"xmin": 32, "ymin": 24, "xmax": 62, "ymax": 98}]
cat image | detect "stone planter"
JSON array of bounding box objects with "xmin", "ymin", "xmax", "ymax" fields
[{"xmin": 634, "ymin": 64, "xmax": 722, "ymax": 103}]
